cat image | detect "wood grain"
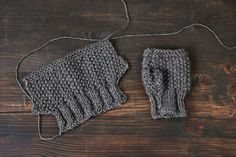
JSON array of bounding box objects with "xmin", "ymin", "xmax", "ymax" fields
[{"xmin": 1, "ymin": 0, "xmax": 236, "ymax": 156}]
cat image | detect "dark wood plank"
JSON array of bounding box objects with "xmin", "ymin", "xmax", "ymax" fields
[
  {"xmin": 0, "ymin": 0, "xmax": 236, "ymax": 156},
  {"xmin": 1, "ymin": 113, "xmax": 236, "ymax": 156}
]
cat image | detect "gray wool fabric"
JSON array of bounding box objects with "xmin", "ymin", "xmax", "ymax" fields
[
  {"xmin": 142, "ymin": 48, "xmax": 191, "ymax": 119},
  {"xmin": 23, "ymin": 40, "xmax": 129, "ymax": 135}
]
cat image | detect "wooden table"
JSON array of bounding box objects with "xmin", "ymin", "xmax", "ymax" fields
[{"xmin": 1, "ymin": 0, "xmax": 236, "ymax": 156}]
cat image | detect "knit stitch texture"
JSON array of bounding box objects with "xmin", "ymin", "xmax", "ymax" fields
[
  {"xmin": 142, "ymin": 48, "xmax": 191, "ymax": 119},
  {"xmin": 23, "ymin": 40, "xmax": 129, "ymax": 134}
]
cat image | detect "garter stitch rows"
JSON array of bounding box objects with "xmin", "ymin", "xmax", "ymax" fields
[
  {"xmin": 23, "ymin": 40, "xmax": 129, "ymax": 135},
  {"xmin": 142, "ymin": 48, "xmax": 191, "ymax": 119}
]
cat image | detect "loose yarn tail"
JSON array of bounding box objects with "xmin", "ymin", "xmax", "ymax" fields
[
  {"xmin": 38, "ymin": 114, "xmax": 60, "ymax": 141},
  {"xmin": 103, "ymin": 0, "xmax": 130, "ymax": 40},
  {"xmin": 112, "ymin": 23, "xmax": 236, "ymax": 50}
]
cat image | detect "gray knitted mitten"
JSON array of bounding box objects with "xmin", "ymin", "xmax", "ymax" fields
[
  {"xmin": 142, "ymin": 48, "xmax": 191, "ymax": 119},
  {"xmin": 23, "ymin": 40, "xmax": 129, "ymax": 134}
]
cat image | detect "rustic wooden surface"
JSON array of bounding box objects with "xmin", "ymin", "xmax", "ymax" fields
[{"xmin": 1, "ymin": 0, "xmax": 236, "ymax": 156}]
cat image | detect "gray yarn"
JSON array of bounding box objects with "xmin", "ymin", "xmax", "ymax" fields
[
  {"xmin": 142, "ymin": 48, "xmax": 191, "ymax": 119},
  {"xmin": 23, "ymin": 40, "xmax": 129, "ymax": 134}
]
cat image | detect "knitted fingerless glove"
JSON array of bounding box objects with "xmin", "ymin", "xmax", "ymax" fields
[
  {"xmin": 142, "ymin": 48, "xmax": 191, "ymax": 119},
  {"xmin": 23, "ymin": 40, "xmax": 129, "ymax": 134}
]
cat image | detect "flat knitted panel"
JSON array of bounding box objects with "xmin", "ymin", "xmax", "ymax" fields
[
  {"xmin": 142, "ymin": 48, "xmax": 191, "ymax": 119},
  {"xmin": 23, "ymin": 40, "xmax": 129, "ymax": 134}
]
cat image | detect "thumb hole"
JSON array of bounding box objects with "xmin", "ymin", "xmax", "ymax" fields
[
  {"xmin": 150, "ymin": 69, "xmax": 163, "ymax": 87},
  {"xmin": 148, "ymin": 68, "xmax": 164, "ymax": 93}
]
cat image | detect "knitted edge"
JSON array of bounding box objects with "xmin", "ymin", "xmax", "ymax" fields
[{"xmin": 23, "ymin": 40, "xmax": 118, "ymax": 81}]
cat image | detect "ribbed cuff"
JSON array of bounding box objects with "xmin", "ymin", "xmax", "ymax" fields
[
  {"xmin": 149, "ymin": 88, "xmax": 187, "ymax": 119},
  {"xmin": 40, "ymin": 81, "xmax": 127, "ymax": 134}
]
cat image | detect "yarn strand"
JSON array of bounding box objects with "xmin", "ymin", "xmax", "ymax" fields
[
  {"xmin": 38, "ymin": 114, "xmax": 60, "ymax": 141},
  {"xmin": 103, "ymin": 0, "xmax": 130, "ymax": 40},
  {"xmin": 112, "ymin": 23, "xmax": 236, "ymax": 50}
]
